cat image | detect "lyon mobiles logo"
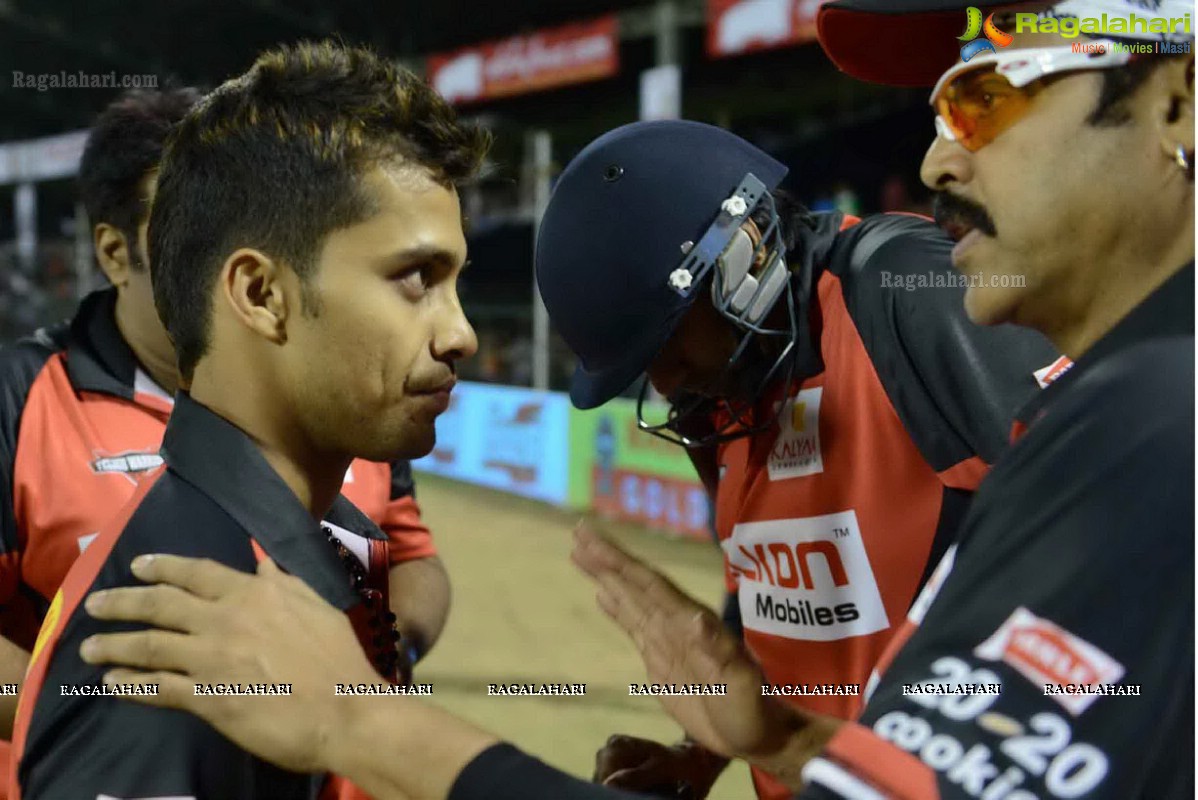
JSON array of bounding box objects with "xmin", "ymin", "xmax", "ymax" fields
[
  {"xmin": 724, "ymin": 511, "xmax": 889, "ymax": 642},
  {"xmin": 90, "ymin": 449, "xmax": 164, "ymax": 485},
  {"xmin": 959, "ymin": 6, "xmax": 1014, "ymax": 62}
]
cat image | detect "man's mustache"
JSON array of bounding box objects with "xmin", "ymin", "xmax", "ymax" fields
[{"xmin": 933, "ymin": 191, "xmax": 998, "ymax": 238}]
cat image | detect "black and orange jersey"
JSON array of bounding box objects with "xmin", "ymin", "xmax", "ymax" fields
[
  {"xmin": 0, "ymin": 288, "xmax": 434, "ymax": 652},
  {"xmin": 798, "ymin": 263, "xmax": 1194, "ymax": 800},
  {"xmin": 442, "ymin": 213, "xmax": 1066, "ymax": 800},
  {"xmin": 711, "ymin": 212, "xmax": 1059, "ymax": 799},
  {"xmin": 12, "ymin": 393, "xmax": 397, "ymax": 800}
]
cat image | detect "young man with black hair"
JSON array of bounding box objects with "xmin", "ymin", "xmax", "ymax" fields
[
  {"xmin": 9, "ymin": 45, "xmax": 487, "ymax": 800},
  {"xmin": 0, "ymin": 86, "xmax": 451, "ymax": 773}
]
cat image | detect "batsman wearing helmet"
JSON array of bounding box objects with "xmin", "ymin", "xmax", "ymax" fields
[{"xmin": 532, "ymin": 118, "xmax": 1058, "ymax": 799}]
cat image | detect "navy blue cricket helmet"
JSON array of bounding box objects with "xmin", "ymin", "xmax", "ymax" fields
[{"xmin": 535, "ymin": 120, "xmax": 789, "ymax": 411}]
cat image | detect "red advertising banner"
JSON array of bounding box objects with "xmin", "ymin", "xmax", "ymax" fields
[
  {"xmin": 706, "ymin": 0, "xmax": 828, "ymax": 58},
  {"xmin": 428, "ymin": 16, "xmax": 619, "ymax": 105},
  {"xmin": 591, "ymin": 467, "xmax": 710, "ymax": 542}
]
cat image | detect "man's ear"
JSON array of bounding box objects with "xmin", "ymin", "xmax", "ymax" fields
[
  {"xmin": 93, "ymin": 223, "xmax": 134, "ymax": 288},
  {"xmin": 1158, "ymin": 54, "xmax": 1194, "ymax": 168},
  {"xmin": 219, "ymin": 249, "xmax": 292, "ymax": 345}
]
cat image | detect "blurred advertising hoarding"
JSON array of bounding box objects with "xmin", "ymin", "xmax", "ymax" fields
[
  {"xmin": 568, "ymin": 398, "xmax": 709, "ymax": 541},
  {"xmin": 413, "ymin": 383, "xmax": 708, "ymax": 540},
  {"xmin": 428, "ymin": 16, "xmax": 619, "ymax": 105},
  {"xmin": 413, "ymin": 382, "xmax": 571, "ymax": 505},
  {"xmin": 0, "ymin": 130, "xmax": 88, "ymax": 185},
  {"xmin": 705, "ymin": 0, "xmax": 827, "ymax": 58}
]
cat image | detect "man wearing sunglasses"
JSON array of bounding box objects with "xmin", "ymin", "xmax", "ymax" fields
[{"xmin": 66, "ymin": 2, "xmax": 1192, "ymax": 799}]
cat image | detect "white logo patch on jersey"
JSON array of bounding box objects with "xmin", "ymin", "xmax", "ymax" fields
[
  {"xmin": 768, "ymin": 387, "xmax": 824, "ymax": 481},
  {"xmin": 90, "ymin": 450, "xmax": 164, "ymax": 487},
  {"xmin": 724, "ymin": 511, "xmax": 889, "ymax": 642},
  {"xmin": 974, "ymin": 607, "xmax": 1125, "ymax": 715},
  {"xmin": 1033, "ymin": 355, "xmax": 1074, "ymax": 388}
]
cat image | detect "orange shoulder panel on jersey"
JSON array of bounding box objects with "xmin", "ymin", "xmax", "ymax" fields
[
  {"xmin": 340, "ymin": 460, "xmax": 435, "ymax": 565},
  {"xmin": 321, "ymin": 774, "xmax": 374, "ymax": 800},
  {"xmin": 884, "ymin": 210, "xmax": 935, "ymax": 223},
  {"xmin": 9, "ymin": 469, "xmax": 163, "ymax": 800},
  {"xmin": 0, "ymin": 741, "xmax": 9, "ymax": 800},
  {"xmin": 10, "ymin": 352, "xmax": 169, "ymax": 610},
  {"xmin": 936, "ymin": 455, "xmax": 989, "ymax": 491},
  {"xmin": 819, "ymin": 722, "xmax": 940, "ymax": 799}
]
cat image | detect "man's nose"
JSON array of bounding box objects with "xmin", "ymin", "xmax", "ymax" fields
[{"xmin": 920, "ymin": 123, "xmax": 975, "ymax": 192}]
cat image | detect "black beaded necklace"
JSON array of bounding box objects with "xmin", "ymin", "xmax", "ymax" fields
[{"xmin": 323, "ymin": 526, "xmax": 408, "ymax": 684}]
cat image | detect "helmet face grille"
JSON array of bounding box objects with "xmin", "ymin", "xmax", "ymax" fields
[{"xmin": 535, "ymin": 120, "xmax": 790, "ymax": 410}]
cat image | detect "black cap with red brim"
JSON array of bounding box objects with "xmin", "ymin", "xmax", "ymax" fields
[{"xmin": 817, "ymin": 1, "xmax": 1045, "ymax": 87}]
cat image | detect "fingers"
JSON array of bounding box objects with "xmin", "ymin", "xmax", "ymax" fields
[
  {"xmin": 254, "ymin": 556, "xmax": 335, "ymax": 610},
  {"xmin": 579, "ymin": 526, "xmax": 694, "ymax": 608},
  {"xmin": 80, "ymin": 628, "xmax": 206, "ymax": 673},
  {"xmin": 602, "ymin": 767, "xmax": 672, "ymax": 791},
  {"xmin": 574, "ymin": 525, "xmax": 693, "ymax": 616},
  {"xmin": 84, "ymin": 583, "xmax": 209, "ymax": 632},
  {"xmin": 571, "ymin": 521, "xmax": 627, "ymax": 577},
  {"xmin": 594, "ymin": 734, "xmax": 655, "ymax": 783},
  {"xmin": 593, "ymin": 570, "xmax": 656, "ymax": 654},
  {"xmin": 129, "ymin": 554, "xmax": 252, "ymax": 601},
  {"xmin": 572, "ymin": 524, "xmax": 660, "ymax": 594}
]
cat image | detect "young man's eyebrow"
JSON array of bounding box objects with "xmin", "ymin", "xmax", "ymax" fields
[{"xmin": 381, "ymin": 245, "xmax": 462, "ymax": 269}]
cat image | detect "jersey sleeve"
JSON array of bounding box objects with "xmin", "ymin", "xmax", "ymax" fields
[
  {"xmin": 797, "ymin": 339, "xmax": 1195, "ymax": 800},
  {"xmin": 380, "ymin": 460, "xmax": 437, "ymax": 564},
  {"xmin": 449, "ymin": 743, "xmax": 650, "ymax": 800},
  {"xmin": 20, "ymin": 685, "xmax": 302, "ymax": 800},
  {"xmin": 834, "ymin": 215, "xmax": 1061, "ymax": 490},
  {"xmin": 18, "ymin": 574, "xmax": 304, "ymax": 800},
  {"xmin": 16, "ymin": 476, "xmax": 317, "ymax": 800},
  {"xmin": 0, "ymin": 329, "xmax": 64, "ymax": 606}
]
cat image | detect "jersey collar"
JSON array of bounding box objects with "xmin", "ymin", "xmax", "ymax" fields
[
  {"xmin": 161, "ymin": 392, "xmax": 386, "ymax": 610},
  {"xmin": 65, "ymin": 288, "xmax": 139, "ymax": 401}
]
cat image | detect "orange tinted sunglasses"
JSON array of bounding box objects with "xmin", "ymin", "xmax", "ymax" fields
[{"xmin": 931, "ymin": 42, "xmax": 1134, "ymax": 152}]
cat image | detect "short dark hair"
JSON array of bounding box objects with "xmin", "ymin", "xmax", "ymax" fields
[
  {"xmin": 150, "ymin": 41, "xmax": 492, "ymax": 381},
  {"xmin": 78, "ymin": 86, "xmax": 202, "ymax": 264},
  {"xmin": 1089, "ymin": 56, "xmax": 1186, "ymax": 126},
  {"xmin": 754, "ymin": 189, "xmax": 818, "ymax": 254}
]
